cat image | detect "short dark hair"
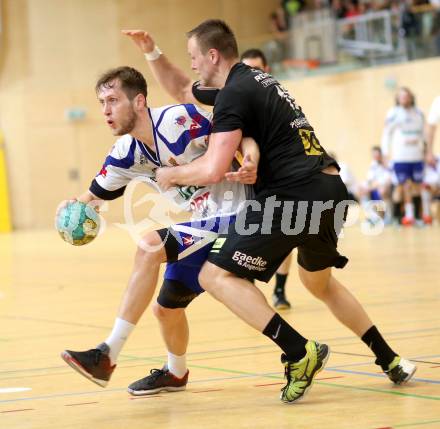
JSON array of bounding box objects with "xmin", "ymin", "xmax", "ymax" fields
[
  {"xmin": 372, "ymin": 146, "xmax": 381, "ymax": 153},
  {"xmin": 240, "ymin": 48, "xmax": 268, "ymax": 68},
  {"xmin": 95, "ymin": 66, "xmax": 147, "ymax": 101},
  {"xmin": 187, "ymin": 19, "xmax": 238, "ymax": 59}
]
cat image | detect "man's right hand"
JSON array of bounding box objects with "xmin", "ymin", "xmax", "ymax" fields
[{"xmin": 122, "ymin": 30, "xmax": 155, "ymax": 54}]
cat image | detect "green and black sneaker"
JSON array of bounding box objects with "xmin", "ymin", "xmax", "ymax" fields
[
  {"xmin": 384, "ymin": 356, "xmax": 417, "ymax": 385},
  {"xmin": 280, "ymin": 340, "xmax": 330, "ymax": 404}
]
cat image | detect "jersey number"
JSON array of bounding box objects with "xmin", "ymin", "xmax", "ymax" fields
[{"xmin": 299, "ymin": 129, "xmax": 323, "ymax": 156}]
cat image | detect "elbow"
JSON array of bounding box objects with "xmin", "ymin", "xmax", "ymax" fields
[
  {"xmin": 205, "ymin": 167, "xmax": 225, "ymax": 184},
  {"xmin": 206, "ymin": 171, "xmax": 223, "ymax": 185}
]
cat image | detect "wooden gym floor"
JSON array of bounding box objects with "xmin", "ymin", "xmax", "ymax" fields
[{"xmin": 0, "ymin": 224, "xmax": 439, "ymax": 429}]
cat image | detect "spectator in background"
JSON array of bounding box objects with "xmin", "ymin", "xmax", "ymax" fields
[
  {"xmin": 331, "ymin": 0, "xmax": 348, "ymax": 18},
  {"xmin": 267, "ymin": 6, "xmax": 289, "ymax": 65},
  {"xmin": 282, "ymin": 0, "xmax": 306, "ymax": 25},
  {"xmin": 269, "ymin": 6, "xmax": 288, "ymax": 34},
  {"xmin": 381, "ymin": 87, "xmax": 426, "ymax": 226},
  {"xmin": 345, "ymin": 0, "xmax": 361, "ymax": 18},
  {"xmin": 430, "ymin": 1, "xmax": 440, "ymax": 58},
  {"xmin": 399, "ymin": 0, "xmax": 422, "ymax": 59}
]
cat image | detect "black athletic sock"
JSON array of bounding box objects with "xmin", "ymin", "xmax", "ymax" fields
[
  {"xmin": 393, "ymin": 201, "xmax": 402, "ymax": 221},
  {"xmin": 273, "ymin": 273, "xmax": 287, "ymax": 296},
  {"xmin": 361, "ymin": 325, "xmax": 397, "ymax": 370},
  {"xmin": 263, "ymin": 313, "xmax": 307, "ymax": 361},
  {"xmin": 413, "ymin": 195, "xmax": 422, "ymax": 219}
]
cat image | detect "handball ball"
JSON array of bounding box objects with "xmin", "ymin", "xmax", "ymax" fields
[{"xmin": 56, "ymin": 201, "xmax": 100, "ymax": 246}]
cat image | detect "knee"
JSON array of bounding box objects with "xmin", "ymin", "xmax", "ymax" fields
[
  {"xmin": 136, "ymin": 232, "xmax": 164, "ymax": 264},
  {"xmin": 198, "ymin": 263, "xmax": 228, "ymax": 295},
  {"xmin": 152, "ymin": 302, "xmax": 181, "ymax": 321},
  {"xmin": 299, "ymin": 272, "xmax": 330, "ymax": 301}
]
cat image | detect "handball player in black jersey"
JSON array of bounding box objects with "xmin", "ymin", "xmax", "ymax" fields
[{"xmin": 124, "ymin": 23, "xmax": 416, "ymax": 403}]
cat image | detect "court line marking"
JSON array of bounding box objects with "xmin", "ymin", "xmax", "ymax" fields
[
  {"xmin": 191, "ymin": 389, "xmax": 223, "ymax": 393},
  {"xmin": 0, "ymin": 387, "xmax": 32, "ymax": 394},
  {"xmin": 0, "ymin": 364, "xmax": 439, "ymax": 405},
  {"xmin": 392, "ymin": 418, "xmax": 440, "ymax": 428},
  {"xmin": 64, "ymin": 401, "xmax": 99, "ymax": 407},
  {"xmin": 1, "ymin": 350, "xmax": 438, "ymax": 384},
  {"xmin": 1, "ymin": 408, "xmax": 34, "ymax": 413},
  {"xmin": 325, "ymin": 368, "xmax": 440, "ymax": 385}
]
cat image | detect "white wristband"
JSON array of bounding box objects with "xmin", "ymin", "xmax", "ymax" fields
[{"xmin": 144, "ymin": 46, "xmax": 162, "ymax": 61}]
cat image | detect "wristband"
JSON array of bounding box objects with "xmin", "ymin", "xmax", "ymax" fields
[{"xmin": 144, "ymin": 46, "xmax": 162, "ymax": 61}]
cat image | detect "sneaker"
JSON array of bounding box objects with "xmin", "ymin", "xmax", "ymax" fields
[
  {"xmin": 61, "ymin": 343, "xmax": 115, "ymax": 387},
  {"xmin": 272, "ymin": 293, "xmax": 291, "ymax": 310},
  {"xmin": 280, "ymin": 340, "xmax": 330, "ymax": 404},
  {"xmin": 423, "ymin": 215, "xmax": 433, "ymax": 225},
  {"xmin": 401, "ymin": 216, "xmax": 414, "ymax": 226},
  {"xmin": 384, "ymin": 356, "xmax": 417, "ymax": 385},
  {"xmin": 127, "ymin": 365, "xmax": 189, "ymax": 396}
]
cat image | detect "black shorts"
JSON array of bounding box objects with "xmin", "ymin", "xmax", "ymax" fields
[
  {"xmin": 208, "ymin": 173, "xmax": 350, "ymax": 282},
  {"xmin": 157, "ymin": 279, "xmax": 199, "ymax": 309}
]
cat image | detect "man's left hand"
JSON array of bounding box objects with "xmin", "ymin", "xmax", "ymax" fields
[{"xmin": 225, "ymin": 155, "xmax": 257, "ymax": 185}]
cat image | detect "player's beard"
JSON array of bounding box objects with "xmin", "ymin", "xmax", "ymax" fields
[{"xmin": 115, "ymin": 108, "xmax": 137, "ymax": 136}]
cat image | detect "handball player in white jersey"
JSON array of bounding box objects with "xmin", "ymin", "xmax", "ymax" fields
[
  {"xmin": 381, "ymin": 87, "xmax": 426, "ymax": 225},
  {"xmin": 59, "ymin": 66, "xmax": 258, "ymax": 394}
]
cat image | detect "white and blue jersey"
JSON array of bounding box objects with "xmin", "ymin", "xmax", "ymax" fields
[
  {"xmin": 90, "ymin": 103, "xmax": 251, "ymax": 295},
  {"xmin": 91, "ymin": 103, "xmax": 249, "ymax": 219},
  {"xmin": 381, "ymin": 106, "xmax": 425, "ymax": 184},
  {"xmin": 381, "ymin": 106, "xmax": 425, "ymax": 163}
]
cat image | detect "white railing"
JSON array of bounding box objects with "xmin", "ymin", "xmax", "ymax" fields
[{"xmin": 336, "ymin": 10, "xmax": 395, "ymax": 54}]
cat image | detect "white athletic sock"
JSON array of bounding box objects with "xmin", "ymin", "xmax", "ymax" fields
[
  {"xmin": 104, "ymin": 318, "xmax": 135, "ymax": 365},
  {"xmin": 167, "ymin": 352, "xmax": 187, "ymax": 378},
  {"xmin": 421, "ymin": 189, "xmax": 431, "ymax": 217},
  {"xmin": 404, "ymin": 202, "xmax": 414, "ymax": 219}
]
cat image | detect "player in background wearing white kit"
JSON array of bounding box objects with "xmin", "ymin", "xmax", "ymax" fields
[
  {"xmin": 422, "ymin": 156, "xmax": 440, "ymax": 223},
  {"xmin": 381, "ymin": 87, "xmax": 427, "ymax": 226},
  {"xmin": 359, "ymin": 146, "xmax": 392, "ymax": 224},
  {"xmin": 425, "ymin": 95, "xmax": 440, "ymax": 223},
  {"xmin": 426, "ymin": 95, "xmax": 440, "ymax": 166},
  {"xmin": 59, "ymin": 66, "xmax": 259, "ymax": 393}
]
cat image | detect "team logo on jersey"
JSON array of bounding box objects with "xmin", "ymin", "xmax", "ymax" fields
[
  {"xmin": 99, "ymin": 166, "xmax": 108, "ymax": 177},
  {"xmin": 190, "ymin": 118, "xmax": 202, "ymax": 130},
  {"xmin": 168, "ymin": 157, "xmax": 179, "ymax": 166},
  {"xmin": 190, "ymin": 191, "xmax": 210, "ymax": 212},
  {"xmin": 182, "ymin": 235, "xmax": 194, "ymax": 246},
  {"xmin": 175, "ymin": 116, "xmax": 187, "ymax": 126},
  {"xmin": 139, "ymin": 154, "xmax": 147, "ymax": 165},
  {"xmin": 189, "ymin": 114, "xmax": 203, "ymax": 140}
]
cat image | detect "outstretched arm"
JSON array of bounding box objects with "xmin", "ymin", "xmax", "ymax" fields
[{"xmin": 122, "ymin": 30, "xmax": 197, "ymax": 104}]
